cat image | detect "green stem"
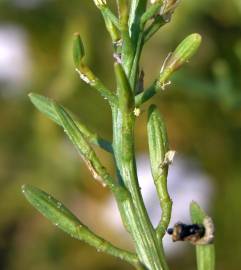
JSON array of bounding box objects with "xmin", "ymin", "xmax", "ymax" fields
[
  {"xmin": 190, "ymin": 201, "xmax": 215, "ymax": 270},
  {"xmin": 140, "ymin": 1, "xmax": 163, "ymax": 29},
  {"xmin": 112, "ymin": 106, "xmax": 169, "ymax": 270},
  {"xmin": 196, "ymin": 245, "xmax": 215, "ymax": 270},
  {"xmin": 75, "ymin": 65, "xmax": 117, "ymax": 106},
  {"xmin": 135, "ymin": 69, "xmax": 171, "ymax": 106},
  {"xmin": 144, "ymin": 15, "xmax": 166, "ymax": 42}
]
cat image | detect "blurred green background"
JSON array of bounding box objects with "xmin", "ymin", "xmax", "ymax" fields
[{"xmin": 0, "ymin": 0, "xmax": 241, "ymax": 269}]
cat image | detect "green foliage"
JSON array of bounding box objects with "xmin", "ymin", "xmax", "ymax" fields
[
  {"xmin": 22, "ymin": 1, "xmax": 216, "ymax": 270},
  {"xmin": 0, "ymin": 0, "xmax": 240, "ymax": 269}
]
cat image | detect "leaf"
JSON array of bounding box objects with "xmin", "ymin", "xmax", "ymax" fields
[
  {"xmin": 22, "ymin": 184, "xmax": 83, "ymax": 238},
  {"xmin": 53, "ymin": 103, "xmax": 115, "ymax": 189},
  {"xmin": 29, "ymin": 93, "xmax": 61, "ymax": 125},
  {"xmin": 29, "ymin": 93, "xmax": 113, "ymax": 153},
  {"xmin": 22, "ymin": 184, "xmax": 140, "ymax": 266}
]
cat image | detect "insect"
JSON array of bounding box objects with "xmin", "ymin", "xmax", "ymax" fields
[{"xmin": 167, "ymin": 216, "xmax": 214, "ymax": 245}]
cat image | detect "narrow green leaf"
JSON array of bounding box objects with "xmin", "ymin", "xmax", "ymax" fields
[
  {"xmin": 103, "ymin": 15, "xmax": 120, "ymax": 43},
  {"xmin": 53, "ymin": 103, "xmax": 116, "ymax": 190},
  {"xmin": 101, "ymin": 7, "xmax": 120, "ymax": 30},
  {"xmin": 93, "ymin": 1, "xmax": 120, "ymax": 30},
  {"xmin": 73, "ymin": 32, "xmax": 85, "ymax": 68},
  {"xmin": 190, "ymin": 201, "xmax": 215, "ymax": 270},
  {"xmin": 28, "ymin": 93, "xmax": 113, "ymax": 153},
  {"xmin": 22, "ymin": 184, "xmax": 83, "ymax": 237},
  {"xmin": 129, "ymin": 0, "xmax": 147, "ymax": 35},
  {"xmin": 22, "ymin": 184, "xmax": 140, "ymax": 267},
  {"xmin": 147, "ymin": 105, "xmax": 172, "ymax": 238},
  {"xmin": 29, "ymin": 93, "xmax": 60, "ymax": 125}
]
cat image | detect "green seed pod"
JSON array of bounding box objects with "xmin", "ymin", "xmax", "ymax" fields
[
  {"xmin": 73, "ymin": 32, "xmax": 85, "ymax": 68},
  {"xmin": 147, "ymin": 104, "xmax": 169, "ymax": 179},
  {"xmin": 165, "ymin": 33, "xmax": 202, "ymax": 72}
]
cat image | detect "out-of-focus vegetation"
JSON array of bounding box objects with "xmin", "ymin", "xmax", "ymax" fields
[{"xmin": 0, "ymin": 1, "xmax": 240, "ymax": 270}]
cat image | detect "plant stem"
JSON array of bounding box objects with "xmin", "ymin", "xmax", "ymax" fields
[
  {"xmin": 111, "ymin": 65, "xmax": 169, "ymax": 270},
  {"xmin": 190, "ymin": 201, "xmax": 215, "ymax": 270}
]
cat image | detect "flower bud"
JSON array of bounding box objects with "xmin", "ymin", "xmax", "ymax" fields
[
  {"xmin": 93, "ymin": 0, "xmax": 106, "ymax": 8},
  {"xmin": 165, "ymin": 33, "xmax": 202, "ymax": 72},
  {"xmin": 73, "ymin": 32, "xmax": 85, "ymax": 68}
]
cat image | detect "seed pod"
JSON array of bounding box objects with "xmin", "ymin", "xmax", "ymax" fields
[{"xmin": 73, "ymin": 32, "xmax": 85, "ymax": 68}]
